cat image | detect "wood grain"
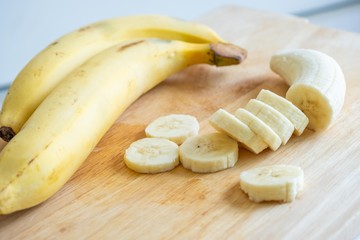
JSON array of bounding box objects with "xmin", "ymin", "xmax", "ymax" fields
[{"xmin": 1, "ymin": 6, "xmax": 359, "ymax": 239}]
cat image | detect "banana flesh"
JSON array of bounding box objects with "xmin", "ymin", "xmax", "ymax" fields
[
  {"xmin": 270, "ymin": 49, "xmax": 346, "ymax": 131},
  {"xmin": 124, "ymin": 138, "xmax": 179, "ymax": 173},
  {"xmin": 234, "ymin": 108, "xmax": 282, "ymax": 151},
  {"xmin": 256, "ymin": 89, "xmax": 309, "ymax": 136},
  {"xmin": 245, "ymin": 99, "xmax": 294, "ymax": 145},
  {"xmin": 209, "ymin": 109, "xmax": 267, "ymax": 154},
  {"xmin": 0, "ymin": 15, "xmax": 225, "ymax": 141},
  {"xmin": 209, "ymin": 88, "xmax": 308, "ymax": 153},
  {"xmin": 239, "ymin": 165, "xmax": 304, "ymax": 203},
  {"xmin": 179, "ymin": 132, "xmax": 238, "ymax": 173},
  {"xmin": 0, "ymin": 39, "xmax": 246, "ymax": 214},
  {"xmin": 145, "ymin": 114, "xmax": 199, "ymax": 145}
]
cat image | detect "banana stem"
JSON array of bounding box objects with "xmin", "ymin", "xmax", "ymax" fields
[{"xmin": 210, "ymin": 43, "xmax": 247, "ymax": 66}]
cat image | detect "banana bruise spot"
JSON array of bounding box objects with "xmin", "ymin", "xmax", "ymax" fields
[
  {"xmin": 78, "ymin": 25, "xmax": 92, "ymax": 32},
  {"xmin": 49, "ymin": 41, "xmax": 59, "ymax": 46},
  {"xmin": 117, "ymin": 40, "xmax": 145, "ymax": 52},
  {"xmin": 0, "ymin": 126, "xmax": 15, "ymax": 142}
]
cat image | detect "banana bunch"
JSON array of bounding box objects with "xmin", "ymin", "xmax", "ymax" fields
[
  {"xmin": 0, "ymin": 16, "xmax": 247, "ymax": 214},
  {"xmin": 0, "ymin": 15, "xmax": 225, "ymax": 141}
]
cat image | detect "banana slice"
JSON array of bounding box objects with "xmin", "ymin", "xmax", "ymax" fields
[
  {"xmin": 239, "ymin": 165, "xmax": 304, "ymax": 203},
  {"xmin": 179, "ymin": 132, "xmax": 238, "ymax": 173},
  {"xmin": 145, "ymin": 114, "xmax": 199, "ymax": 145},
  {"xmin": 234, "ymin": 108, "xmax": 282, "ymax": 151},
  {"xmin": 245, "ymin": 99, "xmax": 294, "ymax": 145},
  {"xmin": 124, "ymin": 138, "xmax": 179, "ymax": 174},
  {"xmin": 256, "ymin": 89, "xmax": 309, "ymax": 136},
  {"xmin": 209, "ymin": 109, "xmax": 267, "ymax": 154}
]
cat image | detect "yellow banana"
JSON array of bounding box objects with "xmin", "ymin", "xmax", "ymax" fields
[
  {"xmin": 0, "ymin": 15, "xmax": 224, "ymax": 141},
  {"xmin": 0, "ymin": 39, "xmax": 246, "ymax": 214}
]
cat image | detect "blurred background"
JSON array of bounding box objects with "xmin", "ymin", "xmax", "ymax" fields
[{"xmin": 0, "ymin": 0, "xmax": 359, "ymax": 104}]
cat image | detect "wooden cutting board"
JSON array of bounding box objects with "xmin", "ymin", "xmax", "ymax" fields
[{"xmin": 1, "ymin": 6, "xmax": 359, "ymax": 239}]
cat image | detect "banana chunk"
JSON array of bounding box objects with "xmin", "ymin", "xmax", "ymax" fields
[
  {"xmin": 209, "ymin": 109, "xmax": 267, "ymax": 154},
  {"xmin": 246, "ymin": 99, "xmax": 294, "ymax": 145},
  {"xmin": 124, "ymin": 138, "xmax": 179, "ymax": 174},
  {"xmin": 179, "ymin": 132, "xmax": 238, "ymax": 173},
  {"xmin": 270, "ymin": 49, "xmax": 346, "ymax": 131},
  {"xmin": 256, "ymin": 89, "xmax": 309, "ymax": 136},
  {"xmin": 145, "ymin": 114, "xmax": 199, "ymax": 145},
  {"xmin": 239, "ymin": 165, "xmax": 304, "ymax": 203},
  {"xmin": 234, "ymin": 108, "xmax": 282, "ymax": 151}
]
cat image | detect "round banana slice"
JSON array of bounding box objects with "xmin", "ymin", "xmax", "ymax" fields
[
  {"xmin": 179, "ymin": 132, "xmax": 238, "ymax": 173},
  {"xmin": 124, "ymin": 138, "xmax": 179, "ymax": 174},
  {"xmin": 245, "ymin": 99, "xmax": 294, "ymax": 145},
  {"xmin": 234, "ymin": 108, "xmax": 282, "ymax": 151},
  {"xmin": 256, "ymin": 89, "xmax": 309, "ymax": 136},
  {"xmin": 145, "ymin": 114, "xmax": 200, "ymax": 145},
  {"xmin": 209, "ymin": 109, "xmax": 267, "ymax": 154},
  {"xmin": 239, "ymin": 164, "xmax": 304, "ymax": 203}
]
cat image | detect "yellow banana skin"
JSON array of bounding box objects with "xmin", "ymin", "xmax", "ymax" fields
[
  {"xmin": 0, "ymin": 15, "xmax": 224, "ymax": 141},
  {"xmin": 0, "ymin": 39, "xmax": 246, "ymax": 214}
]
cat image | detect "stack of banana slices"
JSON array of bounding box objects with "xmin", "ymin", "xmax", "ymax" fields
[
  {"xmin": 208, "ymin": 90, "xmax": 308, "ymax": 203},
  {"xmin": 209, "ymin": 89, "xmax": 309, "ymax": 154}
]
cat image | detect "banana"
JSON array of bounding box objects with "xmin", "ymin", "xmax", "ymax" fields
[
  {"xmin": 239, "ymin": 165, "xmax": 304, "ymax": 203},
  {"xmin": 179, "ymin": 132, "xmax": 238, "ymax": 173},
  {"xmin": 234, "ymin": 108, "xmax": 282, "ymax": 151},
  {"xmin": 209, "ymin": 109, "xmax": 267, "ymax": 154},
  {"xmin": 270, "ymin": 49, "xmax": 346, "ymax": 131},
  {"xmin": 0, "ymin": 39, "xmax": 246, "ymax": 214},
  {"xmin": 256, "ymin": 89, "xmax": 309, "ymax": 136},
  {"xmin": 145, "ymin": 114, "xmax": 199, "ymax": 144},
  {"xmin": 0, "ymin": 15, "xmax": 225, "ymax": 141},
  {"xmin": 124, "ymin": 138, "xmax": 179, "ymax": 173},
  {"xmin": 245, "ymin": 99, "xmax": 294, "ymax": 145}
]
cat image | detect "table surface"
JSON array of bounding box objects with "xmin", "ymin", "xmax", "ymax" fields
[{"xmin": 0, "ymin": 6, "xmax": 360, "ymax": 240}]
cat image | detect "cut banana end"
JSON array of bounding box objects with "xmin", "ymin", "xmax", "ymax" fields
[
  {"xmin": 239, "ymin": 165, "xmax": 304, "ymax": 203},
  {"xmin": 286, "ymin": 85, "xmax": 333, "ymax": 131},
  {"xmin": 124, "ymin": 138, "xmax": 179, "ymax": 174},
  {"xmin": 234, "ymin": 108, "xmax": 282, "ymax": 151},
  {"xmin": 145, "ymin": 114, "xmax": 199, "ymax": 145},
  {"xmin": 179, "ymin": 132, "xmax": 238, "ymax": 173},
  {"xmin": 209, "ymin": 109, "xmax": 267, "ymax": 154},
  {"xmin": 270, "ymin": 49, "xmax": 346, "ymax": 131},
  {"xmin": 256, "ymin": 89, "xmax": 309, "ymax": 136},
  {"xmin": 246, "ymin": 99, "xmax": 294, "ymax": 145}
]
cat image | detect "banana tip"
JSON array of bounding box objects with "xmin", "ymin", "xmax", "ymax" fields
[{"xmin": 0, "ymin": 126, "xmax": 15, "ymax": 142}]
